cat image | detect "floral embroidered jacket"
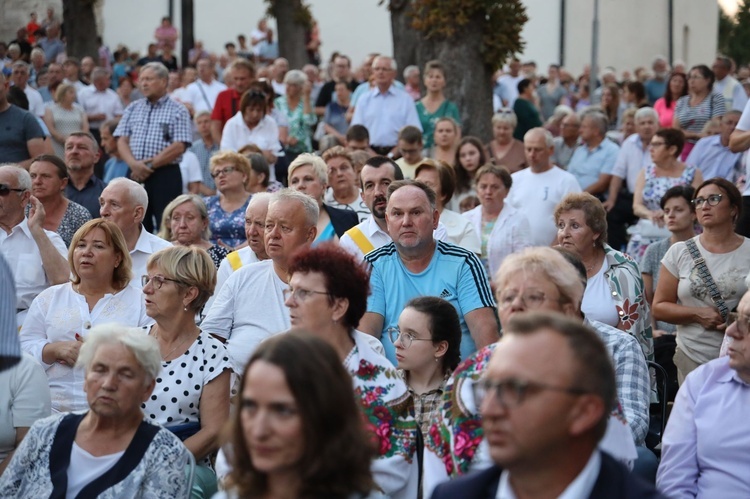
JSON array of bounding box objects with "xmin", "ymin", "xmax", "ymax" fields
[
  {"xmin": 422, "ymin": 342, "xmax": 638, "ymax": 498},
  {"xmin": 603, "ymin": 244, "xmax": 654, "ymax": 362},
  {"xmin": 345, "ymin": 331, "xmax": 418, "ymax": 499}
]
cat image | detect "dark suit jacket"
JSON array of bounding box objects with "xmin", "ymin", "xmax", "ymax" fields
[
  {"xmin": 323, "ymin": 203, "xmax": 359, "ymax": 238},
  {"xmin": 430, "ymin": 452, "xmax": 667, "ymax": 499}
]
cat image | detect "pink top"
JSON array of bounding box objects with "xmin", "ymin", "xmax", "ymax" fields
[
  {"xmin": 654, "ymin": 97, "xmax": 676, "ymax": 128},
  {"xmin": 154, "ymin": 26, "xmax": 178, "ymax": 50}
]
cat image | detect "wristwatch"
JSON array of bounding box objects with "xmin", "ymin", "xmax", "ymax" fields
[{"xmin": 144, "ymin": 161, "xmax": 154, "ymax": 169}]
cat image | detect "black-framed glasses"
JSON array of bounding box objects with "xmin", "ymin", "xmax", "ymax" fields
[
  {"xmin": 387, "ymin": 326, "xmax": 433, "ymax": 349},
  {"xmin": 0, "ymin": 184, "xmax": 25, "ymax": 197},
  {"xmin": 472, "ymin": 378, "xmax": 588, "ymax": 409},
  {"xmin": 211, "ymin": 166, "xmax": 237, "ymax": 178},
  {"xmin": 727, "ymin": 312, "xmax": 750, "ymax": 339},
  {"xmin": 141, "ymin": 274, "xmax": 182, "ymax": 290},
  {"xmin": 692, "ymin": 194, "xmax": 723, "ymax": 208},
  {"xmin": 282, "ymin": 287, "xmax": 329, "ymax": 302}
]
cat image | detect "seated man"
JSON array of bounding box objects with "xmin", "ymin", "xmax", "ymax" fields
[
  {"xmin": 201, "ymin": 189, "xmax": 317, "ymax": 374},
  {"xmin": 432, "ymin": 311, "xmax": 664, "ymax": 499},
  {"xmin": 0, "ymin": 165, "xmax": 68, "ymax": 327},
  {"xmin": 567, "ymin": 111, "xmax": 619, "ymax": 197},
  {"xmin": 359, "ymin": 179, "xmax": 497, "ymax": 363},
  {"xmin": 686, "ymin": 110, "xmax": 743, "ymax": 181},
  {"xmin": 98, "ymin": 178, "xmax": 172, "ymax": 278},
  {"xmin": 656, "ymin": 289, "xmax": 750, "ymax": 498}
]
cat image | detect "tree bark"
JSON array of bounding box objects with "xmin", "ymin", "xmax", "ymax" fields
[
  {"xmin": 271, "ymin": 0, "xmax": 309, "ymax": 69},
  {"xmin": 181, "ymin": 0, "xmax": 195, "ymax": 68},
  {"xmin": 62, "ymin": 0, "xmax": 99, "ymax": 61},
  {"xmin": 390, "ymin": 3, "xmax": 493, "ymax": 142}
]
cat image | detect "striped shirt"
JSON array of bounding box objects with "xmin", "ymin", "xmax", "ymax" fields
[
  {"xmin": 674, "ymin": 93, "xmax": 726, "ymax": 141},
  {"xmin": 113, "ymin": 94, "xmax": 193, "ymax": 162},
  {"xmin": 365, "ymin": 240, "xmax": 495, "ymax": 364}
]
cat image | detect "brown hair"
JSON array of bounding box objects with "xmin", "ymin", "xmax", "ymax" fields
[
  {"xmin": 553, "ymin": 193, "xmax": 608, "ymax": 247},
  {"xmin": 69, "ymin": 219, "xmax": 132, "ymax": 291},
  {"xmin": 415, "ymin": 159, "xmax": 457, "ymax": 205}
]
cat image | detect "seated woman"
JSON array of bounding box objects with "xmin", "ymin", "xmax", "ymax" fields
[
  {"xmin": 654, "ymin": 178, "xmax": 750, "ymax": 383},
  {"xmin": 244, "ymin": 151, "xmax": 283, "ymax": 193},
  {"xmin": 415, "ymin": 159, "xmax": 480, "ymax": 253},
  {"xmin": 204, "ymin": 151, "xmax": 253, "ymax": 249},
  {"xmin": 0, "ymin": 353, "xmax": 51, "ymax": 475},
  {"xmin": 158, "ymin": 194, "xmax": 229, "ymax": 268},
  {"xmin": 217, "ymin": 333, "xmax": 385, "ymax": 499},
  {"xmin": 447, "ymin": 136, "xmax": 488, "ymax": 212},
  {"xmin": 463, "ymin": 164, "xmax": 532, "ymax": 278},
  {"xmin": 392, "ymin": 296, "xmax": 461, "ymax": 435},
  {"xmin": 554, "ymin": 192, "xmax": 654, "ymax": 362},
  {"xmin": 656, "ymin": 293, "xmax": 750, "ymax": 497},
  {"xmin": 28, "ymin": 155, "xmax": 91, "ymax": 247},
  {"xmin": 0, "ymin": 325, "xmax": 190, "ymax": 496},
  {"xmin": 141, "ymin": 246, "xmax": 231, "ymax": 497},
  {"xmin": 485, "ymin": 109, "xmax": 527, "ymax": 172},
  {"xmin": 288, "ymin": 153, "xmax": 358, "ymax": 243},
  {"xmin": 284, "ymin": 244, "xmax": 418, "ymax": 498},
  {"xmin": 20, "ymin": 219, "xmax": 151, "ymax": 413}
]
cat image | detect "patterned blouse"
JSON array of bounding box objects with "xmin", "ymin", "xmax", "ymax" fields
[
  {"xmin": 204, "ymin": 195, "xmax": 251, "ymax": 249},
  {"xmin": 274, "ymin": 95, "xmax": 317, "ymax": 154},
  {"xmin": 207, "ymin": 244, "xmax": 230, "ymax": 269},
  {"xmin": 400, "ymin": 369, "xmax": 452, "ymax": 435}
]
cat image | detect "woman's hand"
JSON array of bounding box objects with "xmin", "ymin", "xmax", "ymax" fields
[
  {"xmin": 43, "ymin": 339, "xmax": 83, "ymax": 366},
  {"xmin": 650, "ymin": 210, "xmax": 666, "ymax": 227},
  {"xmin": 693, "ymin": 306, "xmax": 726, "ymax": 331}
]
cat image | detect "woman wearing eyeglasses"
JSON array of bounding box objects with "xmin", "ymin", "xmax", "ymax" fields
[
  {"xmin": 20, "ymin": 219, "xmax": 151, "ymax": 413},
  {"xmin": 653, "ymin": 178, "xmax": 750, "ymax": 383},
  {"xmin": 392, "ymin": 296, "xmax": 461, "ymax": 435},
  {"xmin": 141, "ymin": 245, "xmax": 230, "ymax": 497},
  {"xmin": 421, "ymin": 247, "xmax": 644, "ymax": 498},
  {"xmin": 204, "ymin": 151, "xmax": 253, "ymax": 249},
  {"xmin": 626, "ymin": 128, "xmax": 702, "ymax": 263},
  {"xmin": 284, "ymin": 244, "xmax": 419, "ymax": 499}
]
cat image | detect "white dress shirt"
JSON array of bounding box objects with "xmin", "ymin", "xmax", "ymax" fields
[
  {"xmin": 496, "ymin": 451, "xmax": 601, "ymax": 499},
  {"xmin": 23, "ymin": 86, "xmax": 45, "ymax": 118},
  {"xmin": 78, "ymin": 86, "xmax": 124, "ymax": 129},
  {"xmin": 186, "ymin": 78, "xmax": 227, "ymax": 114},
  {"xmin": 0, "ymin": 219, "xmax": 68, "ymax": 326},
  {"xmin": 20, "ymin": 282, "xmax": 152, "ymax": 412},
  {"xmin": 130, "ymin": 226, "xmax": 173, "ymax": 280},
  {"xmin": 220, "ymin": 112, "xmax": 282, "ymax": 157},
  {"xmin": 610, "ymin": 133, "xmax": 651, "ymax": 192}
]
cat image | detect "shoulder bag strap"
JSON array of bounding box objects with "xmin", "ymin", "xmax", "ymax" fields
[
  {"xmin": 227, "ymin": 251, "xmax": 243, "ymax": 271},
  {"xmin": 685, "ymin": 238, "xmax": 729, "ymax": 321},
  {"xmin": 196, "ymin": 81, "xmax": 213, "ymax": 111},
  {"xmin": 345, "ymin": 226, "xmax": 375, "ymax": 255}
]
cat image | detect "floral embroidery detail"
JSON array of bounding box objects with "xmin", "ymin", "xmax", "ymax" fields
[{"xmin": 616, "ymin": 298, "xmax": 641, "ymax": 330}]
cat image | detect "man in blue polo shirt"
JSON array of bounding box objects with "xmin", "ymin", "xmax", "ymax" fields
[
  {"xmin": 567, "ymin": 111, "xmax": 620, "ymax": 198},
  {"xmin": 359, "ymin": 179, "xmax": 498, "ymax": 364},
  {"xmin": 686, "ymin": 111, "xmax": 743, "ymax": 181}
]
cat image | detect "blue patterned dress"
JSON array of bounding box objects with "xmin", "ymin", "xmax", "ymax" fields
[{"xmin": 626, "ymin": 163, "xmax": 697, "ymax": 262}]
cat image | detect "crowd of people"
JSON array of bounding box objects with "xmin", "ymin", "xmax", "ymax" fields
[{"xmin": 2, "ymin": 10, "xmax": 750, "ymax": 499}]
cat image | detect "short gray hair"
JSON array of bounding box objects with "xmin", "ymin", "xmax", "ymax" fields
[
  {"xmin": 107, "ymin": 177, "xmax": 149, "ymax": 211},
  {"xmin": 635, "ymin": 107, "xmax": 658, "ymax": 123},
  {"xmin": 141, "ymin": 62, "xmax": 169, "ymax": 80},
  {"xmin": 246, "ymin": 192, "xmax": 273, "ymax": 214},
  {"xmin": 387, "ymin": 179, "xmax": 437, "ymax": 210},
  {"xmin": 374, "ymin": 55, "xmax": 397, "ymax": 71},
  {"xmin": 0, "ymin": 164, "xmax": 31, "ymax": 191},
  {"xmin": 524, "ymin": 127, "xmax": 554, "ymax": 148},
  {"xmin": 492, "ymin": 108, "xmax": 518, "ymax": 128},
  {"xmin": 580, "ymin": 110, "xmax": 608, "ymax": 137},
  {"xmin": 12, "ymin": 60, "xmax": 29, "ymax": 71},
  {"xmin": 270, "ymin": 189, "xmax": 319, "ymax": 228},
  {"xmin": 158, "ymin": 194, "xmax": 211, "ymax": 241},
  {"xmin": 76, "ymin": 324, "xmax": 162, "ymax": 383},
  {"xmin": 91, "ymin": 67, "xmax": 110, "ymax": 80},
  {"xmin": 193, "ymin": 110, "xmax": 211, "ymax": 122},
  {"xmin": 30, "ymin": 47, "xmax": 45, "ymax": 60},
  {"xmin": 284, "ymin": 69, "xmax": 307, "ymax": 86},
  {"xmin": 403, "ymin": 65, "xmax": 419, "ymax": 79}
]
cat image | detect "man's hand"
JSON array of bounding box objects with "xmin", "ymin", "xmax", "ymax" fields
[
  {"xmin": 602, "ymin": 198, "xmax": 616, "ymax": 212},
  {"xmin": 27, "ymin": 195, "xmax": 46, "ymax": 234},
  {"xmin": 129, "ymin": 161, "xmax": 153, "ymax": 183}
]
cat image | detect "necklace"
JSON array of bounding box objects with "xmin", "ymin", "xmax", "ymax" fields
[{"xmin": 152, "ymin": 326, "xmax": 194, "ymax": 360}]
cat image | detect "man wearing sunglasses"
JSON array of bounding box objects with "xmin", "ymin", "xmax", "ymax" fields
[
  {"xmin": 432, "ymin": 312, "xmax": 664, "ymax": 499},
  {"xmin": 0, "ymin": 165, "xmax": 68, "ymax": 328},
  {"xmin": 657, "ymin": 290, "xmax": 750, "ymax": 498}
]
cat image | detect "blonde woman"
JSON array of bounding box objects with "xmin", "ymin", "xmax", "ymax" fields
[
  {"xmin": 204, "ymin": 151, "xmax": 253, "ymax": 249},
  {"xmin": 43, "ymin": 83, "xmax": 88, "ymax": 157}
]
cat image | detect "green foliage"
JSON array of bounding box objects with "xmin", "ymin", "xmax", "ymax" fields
[
  {"xmin": 401, "ymin": 0, "xmax": 527, "ymax": 72},
  {"xmin": 720, "ymin": 1, "xmax": 750, "ymax": 67},
  {"xmin": 265, "ymin": 0, "xmax": 313, "ymax": 29}
]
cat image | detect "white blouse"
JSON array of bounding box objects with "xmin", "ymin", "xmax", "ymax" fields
[{"xmin": 20, "ymin": 283, "xmax": 152, "ymax": 413}]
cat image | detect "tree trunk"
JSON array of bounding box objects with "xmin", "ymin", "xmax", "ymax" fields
[
  {"xmin": 181, "ymin": 0, "xmax": 195, "ymax": 68},
  {"xmin": 62, "ymin": 0, "xmax": 99, "ymax": 61},
  {"xmin": 390, "ymin": 2, "xmax": 493, "ymax": 142},
  {"xmin": 271, "ymin": 0, "xmax": 308, "ymax": 69}
]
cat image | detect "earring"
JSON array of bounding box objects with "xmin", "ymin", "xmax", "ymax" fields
[
  {"xmin": 183, "ymin": 305, "xmax": 188, "ymax": 312},
  {"xmin": 435, "ymin": 357, "xmax": 439, "ymax": 363}
]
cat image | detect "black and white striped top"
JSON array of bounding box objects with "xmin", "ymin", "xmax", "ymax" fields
[{"xmin": 674, "ymin": 93, "xmax": 726, "ymax": 141}]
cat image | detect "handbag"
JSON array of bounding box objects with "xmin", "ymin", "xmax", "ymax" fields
[{"xmin": 684, "ymin": 238, "xmax": 729, "ymax": 321}]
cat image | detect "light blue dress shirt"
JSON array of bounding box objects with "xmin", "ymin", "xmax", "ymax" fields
[
  {"xmin": 567, "ymin": 139, "xmax": 620, "ymax": 191},
  {"xmin": 686, "ymin": 134, "xmax": 742, "ymax": 181},
  {"xmin": 351, "ymin": 85, "xmax": 422, "ymax": 147}
]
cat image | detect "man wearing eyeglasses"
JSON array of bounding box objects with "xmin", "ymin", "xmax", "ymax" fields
[
  {"xmin": 201, "ymin": 189, "xmax": 317, "ymax": 374},
  {"xmin": 0, "ymin": 165, "xmax": 68, "ymax": 328},
  {"xmin": 657, "ymin": 290, "xmax": 750, "ymax": 497},
  {"xmin": 432, "ymin": 312, "xmax": 664, "ymax": 499}
]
